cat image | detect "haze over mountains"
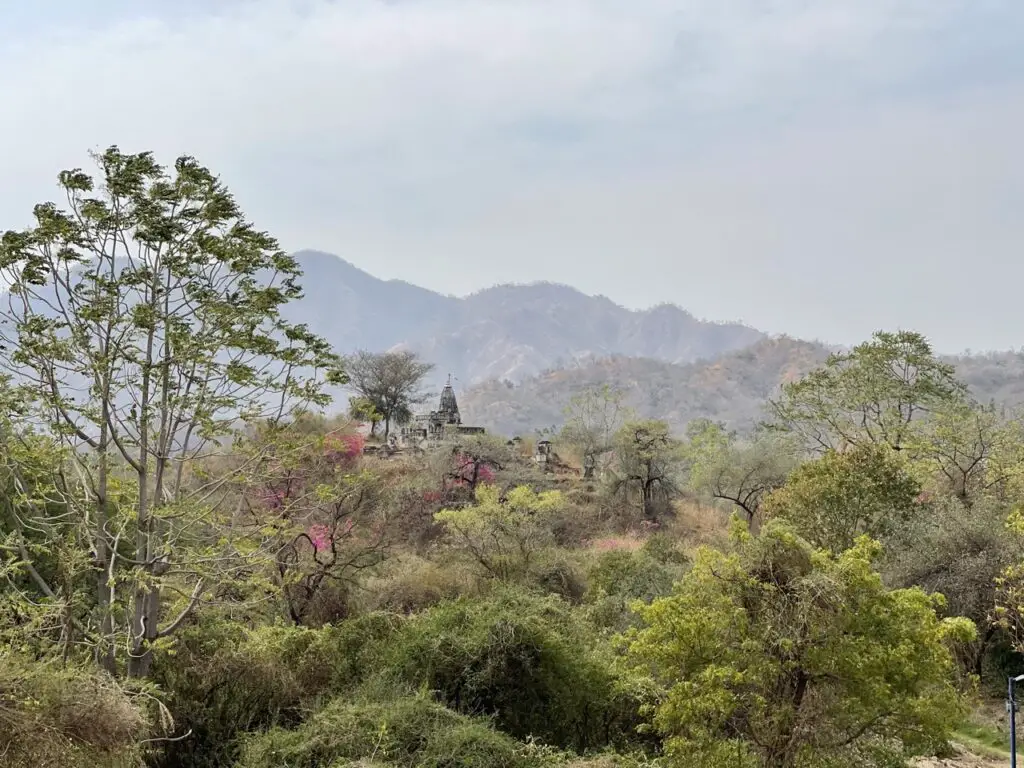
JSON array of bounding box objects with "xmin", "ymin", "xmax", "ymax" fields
[
  {"xmin": 290, "ymin": 251, "xmax": 1024, "ymax": 436},
  {"xmin": 289, "ymin": 250, "xmax": 763, "ymax": 384}
]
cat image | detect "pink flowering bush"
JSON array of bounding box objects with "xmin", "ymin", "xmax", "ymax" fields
[
  {"xmin": 447, "ymin": 452, "xmax": 497, "ymax": 490},
  {"xmin": 308, "ymin": 524, "xmax": 331, "ymax": 552},
  {"xmin": 324, "ymin": 432, "xmax": 365, "ymax": 465}
]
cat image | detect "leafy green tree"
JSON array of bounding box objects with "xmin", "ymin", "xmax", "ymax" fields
[
  {"xmin": 908, "ymin": 399, "xmax": 1024, "ymax": 508},
  {"xmin": 435, "ymin": 484, "xmax": 563, "ymax": 580},
  {"xmin": 347, "ymin": 395, "xmax": 382, "ymax": 435},
  {"xmin": 0, "ymin": 146, "xmax": 343, "ymax": 677},
  {"xmin": 559, "ymin": 384, "xmax": 633, "ymax": 479},
  {"xmin": 609, "ymin": 419, "xmax": 683, "ymax": 521},
  {"xmin": 624, "ymin": 522, "xmax": 975, "ymax": 768},
  {"xmin": 761, "ymin": 443, "xmax": 921, "ymax": 552},
  {"xmin": 346, "ymin": 350, "xmax": 433, "ymax": 440},
  {"xmin": 766, "ymin": 330, "xmax": 966, "ymax": 453},
  {"xmin": 685, "ymin": 419, "xmax": 798, "ymax": 528}
]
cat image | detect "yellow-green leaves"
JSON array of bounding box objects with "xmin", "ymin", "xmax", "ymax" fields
[
  {"xmin": 435, "ymin": 484, "xmax": 564, "ymax": 581},
  {"xmin": 624, "ymin": 523, "xmax": 972, "ymax": 767},
  {"xmin": 761, "ymin": 443, "xmax": 921, "ymax": 552}
]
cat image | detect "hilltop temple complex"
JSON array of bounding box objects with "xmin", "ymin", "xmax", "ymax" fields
[{"xmin": 401, "ymin": 376, "xmax": 485, "ymax": 444}]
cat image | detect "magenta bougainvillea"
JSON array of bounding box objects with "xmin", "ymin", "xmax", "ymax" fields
[{"xmin": 324, "ymin": 432, "xmax": 365, "ymax": 465}]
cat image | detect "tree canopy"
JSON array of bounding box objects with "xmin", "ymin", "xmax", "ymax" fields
[
  {"xmin": 345, "ymin": 350, "xmax": 433, "ymax": 439},
  {"xmin": 766, "ymin": 330, "xmax": 966, "ymax": 453},
  {"xmin": 0, "ymin": 146, "xmax": 343, "ymax": 677},
  {"xmin": 625, "ymin": 522, "xmax": 975, "ymax": 768}
]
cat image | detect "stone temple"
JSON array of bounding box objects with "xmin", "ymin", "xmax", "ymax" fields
[{"xmin": 402, "ymin": 376, "xmax": 485, "ymax": 443}]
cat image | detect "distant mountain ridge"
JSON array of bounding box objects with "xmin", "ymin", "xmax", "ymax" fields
[
  {"xmin": 287, "ymin": 250, "xmax": 765, "ymax": 386},
  {"xmin": 284, "ymin": 251, "xmax": 1024, "ymax": 437}
]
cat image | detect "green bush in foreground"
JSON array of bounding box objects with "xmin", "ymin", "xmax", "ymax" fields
[
  {"xmin": 386, "ymin": 587, "xmax": 649, "ymax": 752},
  {"xmin": 625, "ymin": 521, "xmax": 975, "ymax": 767},
  {"xmin": 237, "ymin": 694, "xmax": 532, "ymax": 768},
  {"xmin": 152, "ymin": 611, "xmax": 403, "ymax": 768}
]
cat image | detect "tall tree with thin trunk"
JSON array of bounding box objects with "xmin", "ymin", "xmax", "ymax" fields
[
  {"xmin": 559, "ymin": 384, "xmax": 632, "ymax": 480},
  {"xmin": 610, "ymin": 419, "xmax": 683, "ymax": 521},
  {"xmin": 0, "ymin": 146, "xmax": 344, "ymax": 677}
]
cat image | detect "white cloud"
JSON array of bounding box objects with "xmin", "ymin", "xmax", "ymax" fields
[{"xmin": 0, "ymin": 0, "xmax": 1021, "ymax": 350}]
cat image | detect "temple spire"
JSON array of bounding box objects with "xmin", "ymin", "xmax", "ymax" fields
[{"xmin": 438, "ymin": 374, "xmax": 460, "ymax": 425}]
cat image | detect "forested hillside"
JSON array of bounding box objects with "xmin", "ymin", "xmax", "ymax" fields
[
  {"xmin": 462, "ymin": 339, "xmax": 1024, "ymax": 437},
  {"xmin": 1, "ymin": 149, "xmax": 1022, "ymax": 768}
]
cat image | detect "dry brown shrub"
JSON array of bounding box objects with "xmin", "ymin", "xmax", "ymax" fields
[
  {"xmin": 667, "ymin": 498, "xmax": 731, "ymax": 548},
  {"xmin": 0, "ymin": 654, "xmax": 148, "ymax": 767}
]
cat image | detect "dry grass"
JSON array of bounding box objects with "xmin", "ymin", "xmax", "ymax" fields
[
  {"xmin": 586, "ymin": 535, "xmax": 646, "ymax": 553},
  {"xmin": 668, "ymin": 498, "xmax": 732, "ymax": 548},
  {"xmin": 356, "ymin": 554, "xmax": 479, "ymax": 614},
  {"xmin": 0, "ymin": 654, "xmax": 149, "ymax": 767}
]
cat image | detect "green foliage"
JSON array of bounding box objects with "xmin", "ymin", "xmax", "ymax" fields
[
  {"xmin": 237, "ymin": 693, "xmax": 532, "ymax": 768},
  {"xmin": 385, "ymin": 588, "xmax": 648, "ymax": 752},
  {"xmin": 0, "ymin": 651, "xmax": 149, "ymax": 767},
  {"xmin": 767, "ymin": 330, "xmax": 966, "ymax": 453},
  {"xmin": 609, "ymin": 420, "xmax": 683, "ymax": 520},
  {"xmin": 624, "ymin": 522, "xmax": 975, "ymax": 768},
  {"xmin": 435, "ymin": 484, "xmax": 564, "ymax": 580},
  {"xmin": 349, "ymin": 396, "xmax": 383, "ymax": 432},
  {"xmin": 907, "ymin": 399, "xmax": 1024, "ymax": 507},
  {"xmin": 583, "ymin": 547, "xmax": 685, "ymax": 634},
  {"xmin": 346, "ymin": 350, "xmax": 433, "ymax": 439},
  {"xmin": 151, "ymin": 612, "xmax": 402, "ymax": 768},
  {"xmin": 586, "ymin": 550, "xmax": 678, "ymax": 604},
  {"xmin": 762, "ymin": 443, "xmax": 921, "ymax": 552},
  {"xmin": 888, "ymin": 497, "xmax": 1021, "ymax": 679},
  {"xmin": 357, "ymin": 555, "xmax": 477, "ymax": 614},
  {"xmin": 684, "ymin": 419, "xmax": 798, "ymax": 525},
  {"xmin": 0, "ymin": 146, "xmax": 344, "ymax": 677}
]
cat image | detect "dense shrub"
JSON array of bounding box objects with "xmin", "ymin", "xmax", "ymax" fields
[
  {"xmin": 385, "ymin": 588, "xmax": 647, "ymax": 752},
  {"xmin": 0, "ymin": 653, "xmax": 148, "ymax": 768},
  {"xmin": 357, "ymin": 555, "xmax": 477, "ymax": 614},
  {"xmin": 582, "ymin": 548, "xmax": 682, "ymax": 633},
  {"xmin": 237, "ymin": 694, "xmax": 533, "ymax": 768},
  {"xmin": 152, "ymin": 612, "xmax": 402, "ymax": 768},
  {"xmin": 585, "ymin": 550, "xmax": 677, "ymax": 602},
  {"xmin": 530, "ymin": 554, "xmax": 589, "ymax": 604}
]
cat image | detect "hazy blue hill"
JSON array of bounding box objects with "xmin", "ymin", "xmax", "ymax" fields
[{"xmin": 287, "ymin": 250, "xmax": 765, "ymax": 386}]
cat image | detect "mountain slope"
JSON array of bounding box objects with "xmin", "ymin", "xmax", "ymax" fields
[
  {"xmin": 459, "ymin": 340, "xmax": 1024, "ymax": 437},
  {"xmin": 287, "ymin": 250, "xmax": 765, "ymax": 385},
  {"xmin": 460, "ymin": 336, "xmax": 831, "ymax": 436}
]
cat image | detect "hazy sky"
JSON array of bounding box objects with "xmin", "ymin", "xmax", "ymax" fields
[{"xmin": 1, "ymin": 1, "xmax": 1023, "ymax": 352}]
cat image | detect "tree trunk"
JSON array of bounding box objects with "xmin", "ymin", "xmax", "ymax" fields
[{"xmin": 128, "ymin": 283, "xmax": 159, "ymax": 679}]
